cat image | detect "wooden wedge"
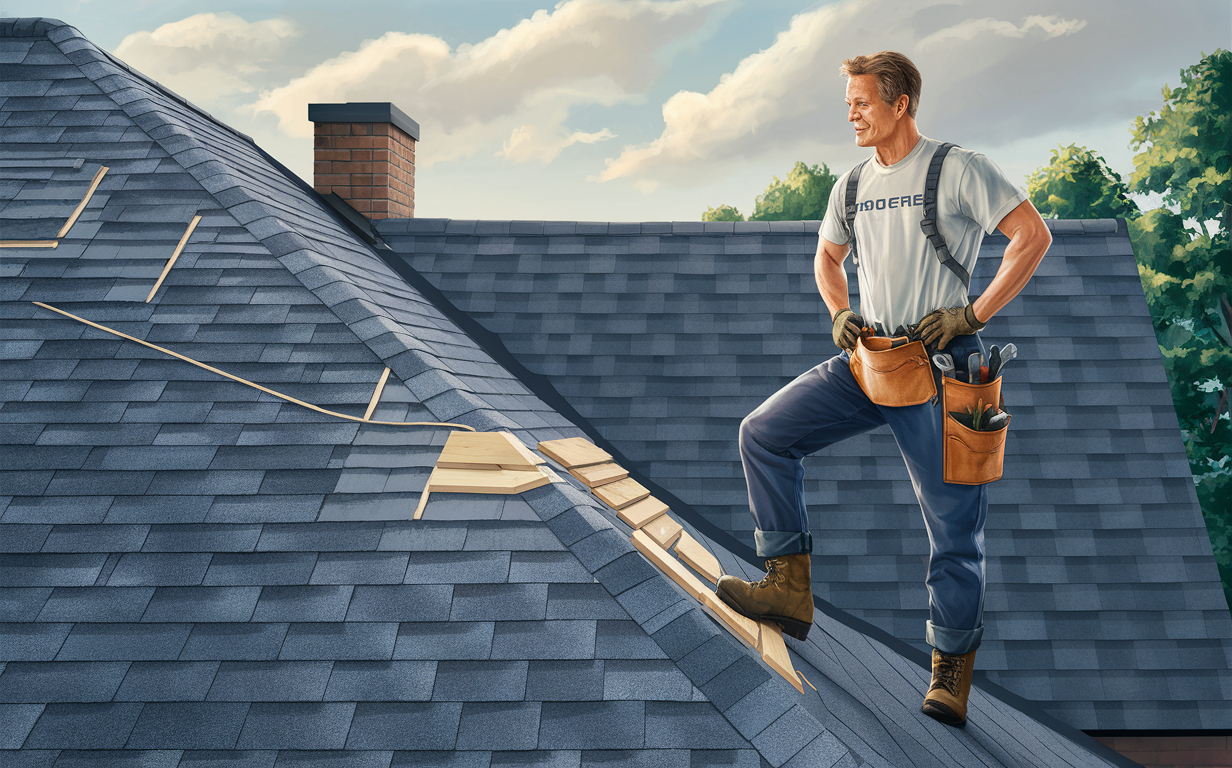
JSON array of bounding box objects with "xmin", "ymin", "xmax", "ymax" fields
[
  {"xmin": 757, "ymin": 623, "xmax": 804, "ymax": 693},
  {"xmin": 617, "ymin": 496, "xmax": 668, "ymax": 529},
  {"xmin": 427, "ymin": 466, "xmax": 550, "ymax": 494},
  {"xmin": 592, "ymin": 477, "xmax": 650, "ymax": 510},
  {"xmin": 674, "ymin": 533, "xmax": 722, "ymax": 584},
  {"xmin": 538, "ymin": 436, "xmax": 612, "ymax": 468},
  {"xmin": 644, "ymin": 514, "xmax": 683, "ymax": 548},
  {"xmin": 569, "ymin": 461, "xmax": 628, "ymax": 488}
]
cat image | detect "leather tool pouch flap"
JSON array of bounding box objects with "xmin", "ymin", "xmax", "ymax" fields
[
  {"xmin": 849, "ymin": 336, "xmax": 936, "ymax": 407},
  {"xmin": 942, "ymin": 375, "xmax": 1009, "ymax": 485}
]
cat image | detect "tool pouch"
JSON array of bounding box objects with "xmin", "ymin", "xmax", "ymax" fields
[
  {"xmin": 849, "ymin": 335, "xmax": 936, "ymax": 407},
  {"xmin": 942, "ymin": 375, "xmax": 1009, "ymax": 485}
]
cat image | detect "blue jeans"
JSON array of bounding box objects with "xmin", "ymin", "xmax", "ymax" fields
[{"xmin": 738, "ymin": 335, "xmax": 989, "ymax": 654}]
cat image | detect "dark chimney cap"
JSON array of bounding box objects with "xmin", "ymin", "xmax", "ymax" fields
[{"xmin": 308, "ymin": 102, "xmax": 420, "ymax": 141}]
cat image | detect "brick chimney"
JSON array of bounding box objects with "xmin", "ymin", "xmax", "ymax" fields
[{"xmin": 309, "ymin": 102, "xmax": 419, "ymax": 219}]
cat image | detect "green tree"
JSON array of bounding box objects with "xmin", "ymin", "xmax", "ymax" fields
[
  {"xmin": 702, "ymin": 204, "xmax": 744, "ymax": 222},
  {"xmin": 1026, "ymin": 144, "xmax": 1139, "ymax": 220},
  {"xmin": 701, "ymin": 161, "xmax": 837, "ymax": 221},
  {"xmin": 1129, "ymin": 49, "xmax": 1232, "ymax": 606},
  {"xmin": 749, "ymin": 162, "xmax": 838, "ymax": 221}
]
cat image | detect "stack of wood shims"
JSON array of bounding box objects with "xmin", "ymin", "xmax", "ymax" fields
[
  {"xmin": 538, "ymin": 436, "xmax": 804, "ymax": 692},
  {"xmin": 414, "ymin": 432, "xmax": 551, "ymax": 519}
]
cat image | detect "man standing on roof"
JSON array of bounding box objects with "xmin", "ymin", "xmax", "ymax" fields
[{"xmin": 715, "ymin": 51, "xmax": 1051, "ymax": 728}]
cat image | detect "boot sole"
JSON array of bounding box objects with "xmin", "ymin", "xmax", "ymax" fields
[
  {"xmin": 715, "ymin": 590, "xmax": 812, "ymax": 641},
  {"xmin": 921, "ymin": 699, "xmax": 967, "ymax": 728}
]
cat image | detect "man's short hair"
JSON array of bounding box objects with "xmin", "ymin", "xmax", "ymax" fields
[{"xmin": 840, "ymin": 51, "xmax": 922, "ymax": 119}]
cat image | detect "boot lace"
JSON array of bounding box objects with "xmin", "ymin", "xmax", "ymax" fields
[
  {"xmin": 930, "ymin": 652, "xmax": 966, "ymax": 695},
  {"xmin": 757, "ymin": 557, "xmax": 787, "ymax": 588}
]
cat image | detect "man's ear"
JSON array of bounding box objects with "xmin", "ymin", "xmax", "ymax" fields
[{"xmin": 896, "ymin": 94, "xmax": 910, "ymax": 118}]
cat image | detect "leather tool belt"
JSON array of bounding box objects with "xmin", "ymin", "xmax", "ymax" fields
[
  {"xmin": 942, "ymin": 374, "xmax": 1009, "ymax": 485},
  {"xmin": 848, "ymin": 335, "xmax": 936, "ymax": 407}
]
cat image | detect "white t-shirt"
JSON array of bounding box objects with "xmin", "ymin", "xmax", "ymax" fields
[{"xmin": 819, "ymin": 135, "xmax": 1027, "ymax": 332}]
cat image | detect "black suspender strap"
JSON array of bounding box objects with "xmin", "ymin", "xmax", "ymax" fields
[
  {"xmin": 843, "ymin": 160, "xmax": 867, "ymax": 266},
  {"xmin": 920, "ymin": 141, "xmax": 971, "ymax": 292}
]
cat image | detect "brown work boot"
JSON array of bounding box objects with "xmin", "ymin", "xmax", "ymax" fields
[
  {"xmin": 921, "ymin": 648, "xmax": 977, "ymax": 727},
  {"xmin": 715, "ymin": 553, "xmax": 814, "ymax": 640}
]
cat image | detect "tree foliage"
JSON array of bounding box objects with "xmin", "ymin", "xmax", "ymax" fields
[
  {"xmin": 702, "ymin": 204, "xmax": 744, "ymax": 222},
  {"xmin": 1026, "ymin": 144, "xmax": 1139, "ymax": 220},
  {"xmin": 702, "ymin": 161, "xmax": 838, "ymax": 221},
  {"xmin": 1129, "ymin": 49, "xmax": 1232, "ymax": 607}
]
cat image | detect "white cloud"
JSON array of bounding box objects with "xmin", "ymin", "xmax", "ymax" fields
[
  {"xmin": 246, "ymin": 0, "xmax": 722, "ymax": 166},
  {"xmin": 917, "ymin": 14, "xmax": 1086, "ymax": 50},
  {"xmin": 595, "ymin": 0, "xmax": 1207, "ymax": 187},
  {"xmin": 113, "ymin": 12, "xmax": 299, "ymax": 105},
  {"xmin": 500, "ymin": 123, "xmax": 617, "ymax": 164}
]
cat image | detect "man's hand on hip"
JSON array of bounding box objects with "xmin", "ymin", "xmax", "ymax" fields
[
  {"xmin": 917, "ymin": 304, "xmax": 985, "ymax": 348},
  {"xmin": 832, "ymin": 308, "xmax": 865, "ymax": 352}
]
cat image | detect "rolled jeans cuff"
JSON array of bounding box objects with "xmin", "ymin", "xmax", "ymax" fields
[
  {"xmin": 926, "ymin": 620, "xmax": 983, "ymax": 655},
  {"xmin": 755, "ymin": 529, "xmax": 813, "ymax": 558}
]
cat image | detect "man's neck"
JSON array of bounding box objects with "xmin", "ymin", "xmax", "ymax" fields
[{"xmin": 874, "ymin": 123, "xmax": 921, "ymax": 166}]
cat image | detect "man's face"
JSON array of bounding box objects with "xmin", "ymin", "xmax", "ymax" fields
[{"xmin": 845, "ymin": 74, "xmax": 902, "ymax": 148}]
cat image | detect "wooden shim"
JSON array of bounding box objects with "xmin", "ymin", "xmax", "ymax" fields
[
  {"xmin": 412, "ymin": 489, "xmax": 431, "ymax": 520},
  {"xmin": 146, "ymin": 214, "xmax": 201, "ymax": 302},
  {"xmin": 644, "ymin": 514, "xmax": 683, "ymax": 549},
  {"xmin": 537, "ymin": 437, "xmax": 611, "ymax": 468},
  {"xmin": 674, "ymin": 533, "xmax": 722, "ymax": 584},
  {"xmin": 700, "ymin": 590, "xmax": 761, "ymax": 649},
  {"xmin": 427, "ymin": 466, "xmax": 550, "ymax": 494},
  {"xmin": 57, "ymin": 164, "xmax": 108, "ymax": 238},
  {"xmin": 438, "ymin": 431, "xmax": 539, "ymax": 470},
  {"xmin": 632, "ymin": 530, "xmax": 760, "ymax": 651},
  {"xmin": 757, "ymin": 623, "xmax": 804, "ymax": 693},
  {"xmin": 362, "ymin": 367, "xmax": 392, "ymax": 421},
  {"xmin": 592, "ymin": 477, "xmax": 649, "ymax": 510},
  {"xmin": 568, "ymin": 461, "xmax": 628, "ymax": 488},
  {"xmin": 616, "ymin": 496, "xmax": 668, "ymax": 529},
  {"xmin": 0, "ymin": 240, "xmax": 58, "ymax": 248},
  {"xmin": 31, "ymin": 302, "xmax": 475, "ymax": 430},
  {"xmin": 631, "ymin": 529, "xmax": 709, "ymax": 601},
  {"xmin": 436, "ymin": 461, "xmax": 503, "ymax": 471}
]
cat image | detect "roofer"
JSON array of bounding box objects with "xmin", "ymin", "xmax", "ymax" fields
[{"xmin": 715, "ymin": 50, "xmax": 1051, "ymax": 728}]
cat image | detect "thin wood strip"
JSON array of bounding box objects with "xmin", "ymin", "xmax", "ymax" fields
[
  {"xmin": 363, "ymin": 367, "xmax": 392, "ymax": 420},
  {"xmin": 673, "ymin": 532, "xmax": 723, "ymax": 584},
  {"xmin": 616, "ymin": 496, "xmax": 668, "ymax": 529},
  {"xmin": 0, "ymin": 241, "xmax": 59, "ymax": 248},
  {"xmin": 412, "ymin": 488, "xmax": 432, "ymax": 520},
  {"xmin": 32, "ymin": 301, "xmax": 475, "ymax": 431},
  {"xmin": 57, "ymin": 165, "xmax": 108, "ymax": 238},
  {"xmin": 757, "ymin": 623, "xmax": 804, "ymax": 693},
  {"xmin": 146, "ymin": 214, "xmax": 201, "ymax": 302}
]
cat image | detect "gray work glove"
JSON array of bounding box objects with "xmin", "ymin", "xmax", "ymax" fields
[
  {"xmin": 917, "ymin": 304, "xmax": 986, "ymax": 349},
  {"xmin": 832, "ymin": 308, "xmax": 865, "ymax": 352}
]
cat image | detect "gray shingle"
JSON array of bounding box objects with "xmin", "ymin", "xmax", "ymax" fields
[
  {"xmin": 252, "ymin": 585, "xmax": 353, "ymax": 623},
  {"xmin": 236, "ymin": 702, "xmax": 356, "ymax": 750},
  {"xmin": 0, "ymin": 662, "xmax": 129, "ymax": 703},
  {"xmin": 23, "ymin": 702, "xmax": 143, "ymax": 749},
  {"xmin": 526, "ymin": 660, "xmax": 604, "ymax": 701},
  {"xmin": 537, "ymin": 700, "xmax": 646, "ymax": 750},
  {"xmin": 346, "ymin": 585, "xmax": 453, "ymax": 622},
  {"xmin": 645, "ymin": 702, "xmax": 750, "ymax": 750},
  {"xmin": 207, "ymin": 661, "xmax": 333, "ymax": 702},
  {"xmin": 125, "ymin": 702, "xmax": 250, "ymax": 749},
  {"xmin": 141, "ymin": 586, "xmax": 260, "ymax": 622},
  {"xmin": 181, "ymin": 623, "xmax": 289, "ymax": 661},
  {"xmin": 278, "ymin": 623, "xmax": 398, "ymax": 661},
  {"xmin": 450, "ymin": 584, "xmax": 547, "ymax": 621},
  {"xmin": 454, "ymin": 702, "xmax": 541, "ymax": 750},
  {"xmin": 432, "ymin": 660, "xmax": 527, "ymax": 702},
  {"xmin": 310, "ymin": 553, "xmax": 409, "ymax": 585},
  {"xmin": 393, "ymin": 622, "xmax": 495, "ymax": 661},
  {"xmin": 105, "ymin": 552, "xmax": 211, "ymax": 586},
  {"xmin": 343, "ymin": 702, "xmax": 461, "ymax": 751},
  {"xmin": 57, "ymin": 623, "xmax": 190, "ymax": 661},
  {"xmin": 203, "ymin": 553, "xmax": 319, "ymax": 586},
  {"xmin": 323, "ymin": 660, "xmax": 436, "ymax": 702},
  {"xmin": 114, "ymin": 661, "xmax": 219, "ymax": 702}
]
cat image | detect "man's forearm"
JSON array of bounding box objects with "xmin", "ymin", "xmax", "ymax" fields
[
  {"xmin": 815, "ymin": 250, "xmax": 851, "ymax": 320},
  {"xmin": 971, "ymin": 203, "xmax": 1051, "ymax": 323}
]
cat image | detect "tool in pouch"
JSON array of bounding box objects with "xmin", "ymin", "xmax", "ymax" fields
[{"xmin": 841, "ymin": 141, "xmax": 1010, "ymax": 484}]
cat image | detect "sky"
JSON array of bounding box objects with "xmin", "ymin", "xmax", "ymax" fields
[{"xmin": 8, "ymin": 0, "xmax": 1227, "ymax": 221}]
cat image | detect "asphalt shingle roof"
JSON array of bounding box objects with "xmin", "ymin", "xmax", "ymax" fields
[
  {"xmin": 376, "ymin": 214, "xmax": 1232, "ymax": 732},
  {"xmin": 0, "ymin": 15, "xmax": 1184, "ymax": 766}
]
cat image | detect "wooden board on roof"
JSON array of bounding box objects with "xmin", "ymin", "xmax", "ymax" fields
[
  {"xmin": 568, "ymin": 461, "xmax": 628, "ymax": 488},
  {"xmin": 437, "ymin": 431, "xmax": 544, "ymax": 470},
  {"xmin": 538, "ymin": 437, "xmax": 612, "ymax": 468},
  {"xmin": 427, "ymin": 466, "xmax": 550, "ymax": 494},
  {"xmin": 592, "ymin": 477, "xmax": 649, "ymax": 510}
]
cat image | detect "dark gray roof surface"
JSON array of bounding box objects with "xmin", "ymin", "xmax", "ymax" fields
[
  {"xmin": 0, "ymin": 14, "xmax": 1170, "ymax": 766},
  {"xmin": 375, "ymin": 216, "xmax": 1232, "ymax": 731}
]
